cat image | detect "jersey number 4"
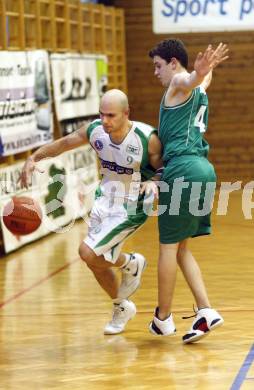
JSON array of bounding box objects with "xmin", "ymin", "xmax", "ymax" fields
[{"xmin": 194, "ymin": 106, "xmax": 206, "ymax": 133}]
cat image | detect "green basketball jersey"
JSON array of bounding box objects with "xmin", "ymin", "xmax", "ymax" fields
[{"xmin": 159, "ymin": 86, "xmax": 210, "ymax": 164}]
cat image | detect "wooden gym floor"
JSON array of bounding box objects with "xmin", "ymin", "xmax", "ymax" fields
[{"xmin": 0, "ymin": 191, "xmax": 253, "ymax": 390}]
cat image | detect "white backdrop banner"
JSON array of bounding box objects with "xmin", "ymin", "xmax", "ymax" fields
[
  {"xmin": 50, "ymin": 53, "xmax": 107, "ymax": 122},
  {"xmin": 0, "ymin": 50, "xmax": 53, "ymax": 156},
  {"xmin": 0, "ymin": 144, "xmax": 98, "ymax": 253},
  {"xmin": 153, "ymin": 0, "xmax": 254, "ymax": 33}
]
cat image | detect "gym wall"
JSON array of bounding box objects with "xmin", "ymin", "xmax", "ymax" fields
[
  {"xmin": 0, "ymin": 0, "xmax": 127, "ymax": 252},
  {"xmin": 115, "ymin": 0, "xmax": 254, "ymax": 183}
]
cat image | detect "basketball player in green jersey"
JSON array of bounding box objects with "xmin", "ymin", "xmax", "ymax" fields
[
  {"xmin": 20, "ymin": 89, "xmax": 162, "ymax": 335},
  {"xmin": 148, "ymin": 39, "xmax": 229, "ymax": 343}
]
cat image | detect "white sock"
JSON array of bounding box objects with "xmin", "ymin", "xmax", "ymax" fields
[{"xmin": 119, "ymin": 253, "xmax": 131, "ymax": 268}]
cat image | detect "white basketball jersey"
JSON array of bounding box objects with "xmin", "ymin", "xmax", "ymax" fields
[{"xmin": 87, "ymin": 119, "xmax": 156, "ymax": 201}]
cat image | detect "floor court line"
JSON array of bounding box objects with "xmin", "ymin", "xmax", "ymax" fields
[
  {"xmin": 0, "ymin": 257, "xmax": 80, "ymax": 309},
  {"xmin": 230, "ymin": 343, "xmax": 254, "ymax": 390}
]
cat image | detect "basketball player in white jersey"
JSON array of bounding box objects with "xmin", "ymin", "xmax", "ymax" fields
[{"xmin": 20, "ymin": 89, "xmax": 162, "ymax": 335}]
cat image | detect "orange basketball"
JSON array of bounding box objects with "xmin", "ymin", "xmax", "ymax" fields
[{"xmin": 3, "ymin": 196, "xmax": 42, "ymax": 236}]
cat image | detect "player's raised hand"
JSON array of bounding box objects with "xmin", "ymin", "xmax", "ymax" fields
[
  {"xmin": 19, "ymin": 156, "xmax": 44, "ymax": 189},
  {"xmin": 194, "ymin": 43, "xmax": 229, "ymax": 77}
]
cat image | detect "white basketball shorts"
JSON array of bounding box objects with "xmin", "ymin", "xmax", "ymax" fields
[{"xmin": 84, "ymin": 195, "xmax": 147, "ymax": 263}]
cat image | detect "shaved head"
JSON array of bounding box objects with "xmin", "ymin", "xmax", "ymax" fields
[
  {"xmin": 100, "ymin": 89, "xmax": 129, "ymax": 111},
  {"xmin": 99, "ymin": 89, "xmax": 131, "ymax": 139}
]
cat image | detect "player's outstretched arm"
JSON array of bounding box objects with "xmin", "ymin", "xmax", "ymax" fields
[
  {"xmin": 20, "ymin": 124, "xmax": 88, "ymax": 188},
  {"xmin": 194, "ymin": 42, "xmax": 229, "ymax": 77},
  {"xmin": 173, "ymin": 43, "xmax": 229, "ymax": 92},
  {"xmin": 201, "ymin": 71, "xmax": 212, "ymax": 90}
]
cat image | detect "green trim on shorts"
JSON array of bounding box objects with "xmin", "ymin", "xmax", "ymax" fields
[
  {"xmin": 95, "ymin": 186, "xmax": 102, "ymax": 199},
  {"xmin": 94, "ymin": 209, "xmax": 148, "ymax": 249},
  {"xmin": 110, "ymin": 242, "xmax": 120, "ymax": 259},
  {"xmin": 94, "ymin": 220, "xmax": 139, "ymax": 249}
]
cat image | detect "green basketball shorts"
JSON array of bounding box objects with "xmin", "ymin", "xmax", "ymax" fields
[{"xmin": 158, "ymin": 156, "xmax": 216, "ymax": 244}]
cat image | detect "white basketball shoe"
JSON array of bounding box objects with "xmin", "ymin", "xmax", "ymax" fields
[
  {"xmin": 182, "ymin": 307, "xmax": 224, "ymax": 344},
  {"xmin": 104, "ymin": 299, "xmax": 136, "ymax": 335},
  {"xmin": 117, "ymin": 253, "xmax": 147, "ymax": 300},
  {"xmin": 149, "ymin": 307, "xmax": 176, "ymax": 336}
]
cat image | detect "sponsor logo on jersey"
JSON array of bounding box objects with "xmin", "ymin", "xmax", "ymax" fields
[
  {"xmin": 100, "ymin": 158, "xmax": 133, "ymax": 175},
  {"xmin": 94, "ymin": 139, "xmax": 103, "ymax": 150},
  {"xmin": 126, "ymin": 144, "xmax": 140, "ymax": 155},
  {"xmin": 109, "ymin": 143, "xmax": 120, "ymax": 150}
]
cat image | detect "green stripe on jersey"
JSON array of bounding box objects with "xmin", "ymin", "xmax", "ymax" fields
[
  {"xmin": 87, "ymin": 119, "xmax": 102, "ymax": 140},
  {"xmin": 134, "ymin": 127, "xmax": 156, "ymax": 180}
]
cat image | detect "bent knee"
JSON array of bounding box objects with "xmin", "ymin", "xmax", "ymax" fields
[
  {"xmin": 79, "ymin": 242, "xmax": 106, "ymax": 270},
  {"xmin": 79, "ymin": 243, "xmax": 96, "ymax": 265}
]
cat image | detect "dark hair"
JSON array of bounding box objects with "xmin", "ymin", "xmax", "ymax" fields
[{"xmin": 149, "ymin": 39, "xmax": 188, "ymax": 69}]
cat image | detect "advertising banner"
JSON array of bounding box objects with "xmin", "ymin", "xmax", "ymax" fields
[
  {"xmin": 50, "ymin": 53, "xmax": 108, "ymax": 136},
  {"xmin": 0, "ymin": 144, "xmax": 98, "ymax": 253},
  {"xmin": 0, "ymin": 50, "xmax": 53, "ymax": 156},
  {"xmin": 153, "ymin": 0, "xmax": 254, "ymax": 33}
]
